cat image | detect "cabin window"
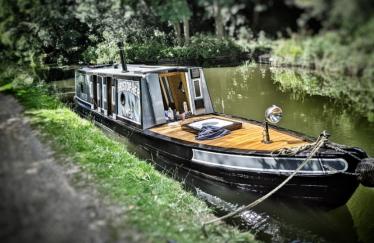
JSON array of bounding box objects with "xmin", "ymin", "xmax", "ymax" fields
[
  {"xmin": 191, "ymin": 68, "xmax": 200, "ymax": 79},
  {"xmin": 193, "ymin": 79, "xmax": 202, "ymax": 98},
  {"xmin": 161, "ymin": 77, "xmax": 174, "ymax": 103}
]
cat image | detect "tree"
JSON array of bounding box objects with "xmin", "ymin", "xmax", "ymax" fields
[
  {"xmin": 0, "ymin": 0, "xmax": 91, "ymax": 64},
  {"xmin": 183, "ymin": 17, "xmax": 190, "ymax": 45},
  {"xmin": 152, "ymin": 0, "xmax": 191, "ymax": 46},
  {"xmin": 292, "ymin": 0, "xmax": 374, "ymax": 33},
  {"xmin": 197, "ymin": 0, "xmax": 235, "ymax": 38}
]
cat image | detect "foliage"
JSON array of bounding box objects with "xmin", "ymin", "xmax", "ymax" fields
[
  {"xmin": 271, "ymin": 13, "xmax": 374, "ymax": 79},
  {"xmin": 238, "ymin": 30, "xmax": 273, "ymax": 54},
  {"xmin": 160, "ymin": 34, "xmax": 244, "ymax": 59},
  {"xmin": 1, "ymin": 71, "xmax": 259, "ymax": 243},
  {"xmin": 294, "ymin": 0, "xmax": 374, "ymax": 34},
  {"xmin": 0, "ymin": 0, "xmax": 90, "ymax": 65},
  {"xmin": 0, "ymin": 0, "xmax": 166, "ymax": 65},
  {"xmin": 152, "ymin": 0, "xmax": 191, "ymax": 24},
  {"xmin": 270, "ymin": 67, "xmax": 374, "ymax": 121},
  {"xmin": 1, "ymin": 0, "xmax": 373, "ymax": 75},
  {"xmin": 82, "ymin": 33, "xmax": 246, "ymax": 64}
]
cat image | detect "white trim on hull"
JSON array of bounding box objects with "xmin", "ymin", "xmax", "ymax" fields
[{"xmin": 192, "ymin": 149, "xmax": 348, "ymax": 174}]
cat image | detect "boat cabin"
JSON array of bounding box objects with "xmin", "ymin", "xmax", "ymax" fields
[
  {"xmin": 75, "ymin": 63, "xmax": 312, "ymax": 152},
  {"xmin": 75, "ymin": 64, "xmax": 214, "ymax": 130}
]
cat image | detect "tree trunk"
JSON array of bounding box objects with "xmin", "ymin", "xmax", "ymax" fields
[
  {"xmin": 214, "ymin": 1, "xmax": 224, "ymax": 38},
  {"xmin": 173, "ymin": 23, "xmax": 183, "ymax": 47},
  {"xmin": 183, "ymin": 18, "xmax": 190, "ymax": 45},
  {"xmin": 252, "ymin": 5, "xmax": 259, "ymax": 32}
]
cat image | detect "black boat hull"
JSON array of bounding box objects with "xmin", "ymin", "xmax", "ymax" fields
[{"xmin": 75, "ymin": 99, "xmax": 362, "ymax": 208}]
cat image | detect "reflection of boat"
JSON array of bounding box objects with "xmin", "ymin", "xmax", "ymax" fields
[
  {"xmin": 196, "ymin": 189, "xmax": 357, "ymax": 243},
  {"xmin": 74, "ymin": 43, "xmax": 374, "ymax": 208}
]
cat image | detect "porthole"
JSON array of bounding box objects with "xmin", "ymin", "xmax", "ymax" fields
[{"xmin": 120, "ymin": 93, "xmax": 126, "ymax": 106}]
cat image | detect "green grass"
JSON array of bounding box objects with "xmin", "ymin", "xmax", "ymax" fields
[{"xmin": 2, "ymin": 76, "xmax": 258, "ymax": 243}]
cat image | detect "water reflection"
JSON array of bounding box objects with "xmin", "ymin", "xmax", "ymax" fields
[
  {"xmin": 196, "ymin": 188, "xmax": 357, "ymax": 243},
  {"xmin": 270, "ymin": 68, "xmax": 374, "ymax": 122},
  {"xmin": 203, "ymin": 63, "xmax": 374, "ymax": 157},
  {"xmin": 48, "ymin": 78, "xmax": 75, "ymax": 103},
  {"xmin": 204, "ymin": 63, "xmax": 374, "ymax": 243}
]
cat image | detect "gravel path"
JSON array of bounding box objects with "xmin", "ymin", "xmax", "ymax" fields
[{"xmin": 0, "ymin": 92, "xmax": 136, "ymax": 243}]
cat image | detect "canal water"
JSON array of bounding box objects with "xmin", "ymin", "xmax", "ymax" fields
[
  {"xmin": 202, "ymin": 63, "xmax": 374, "ymax": 243},
  {"xmin": 53, "ymin": 63, "xmax": 374, "ymax": 243}
]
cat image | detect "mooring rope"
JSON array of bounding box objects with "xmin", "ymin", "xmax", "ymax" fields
[
  {"xmin": 270, "ymin": 139, "xmax": 321, "ymax": 157},
  {"xmin": 324, "ymin": 144, "xmax": 362, "ymax": 161},
  {"xmin": 201, "ymin": 131, "xmax": 329, "ymax": 237}
]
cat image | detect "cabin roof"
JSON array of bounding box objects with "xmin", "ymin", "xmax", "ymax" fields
[{"xmin": 77, "ymin": 64, "xmax": 194, "ymax": 77}]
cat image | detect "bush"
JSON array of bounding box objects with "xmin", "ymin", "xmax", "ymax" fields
[
  {"xmin": 271, "ymin": 20, "xmax": 374, "ymax": 79},
  {"xmin": 81, "ymin": 33, "xmax": 246, "ymax": 64}
]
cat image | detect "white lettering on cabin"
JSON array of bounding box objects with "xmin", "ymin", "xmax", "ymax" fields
[
  {"xmin": 122, "ymin": 107, "xmax": 133, "ymax": 119},
  {"xmin": 117, "ymin": 81, "xmax": 140, "ymax": 100}
]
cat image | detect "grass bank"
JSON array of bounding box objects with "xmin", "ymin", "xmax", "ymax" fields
[{"xmin": 0, "ymin": 70, "xmax": 257, "ymax": 243}]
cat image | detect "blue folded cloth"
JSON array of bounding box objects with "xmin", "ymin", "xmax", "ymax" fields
[{"xmin": 195, "ymin": 125, "xmax": 231, "ymax": 141}]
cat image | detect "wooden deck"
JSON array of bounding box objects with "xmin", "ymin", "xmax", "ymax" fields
[{"xmin": 149, "ymin": 115, "xmax": 309, "ymax": 151}]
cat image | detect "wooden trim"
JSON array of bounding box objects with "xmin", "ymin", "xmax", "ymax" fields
[
  {"xmin": 158, "ymin": 72, "xmax": 185, "ymax": 78},
  {"xmin": 180, "ymin": 72, "xmax": 191, "ymax": 111},
  {"xmin": 159, "ymin": 77, "xmax": 169, "ymax": 108},
  {"xmin": 149, "ymin": 114, "xmax": 309, "ymax": 151}
]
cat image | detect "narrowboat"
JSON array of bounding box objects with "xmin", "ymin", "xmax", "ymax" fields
[{"xmin": 74, "ymin": 43, "xmax": 374, "ymax": 208}]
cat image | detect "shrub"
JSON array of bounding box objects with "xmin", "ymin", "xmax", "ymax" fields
[{"xmin": 81, "ymin": 33, "xmax": 246, "ymax": 64}]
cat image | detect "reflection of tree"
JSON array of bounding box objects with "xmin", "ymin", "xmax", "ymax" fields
[
  {"xmin": 205, "ymin": 64, "xmax": 374, "ymax": 155},
  {"xmin": 270, "ymin": 67, "xmax": 374, "ymax": 122},
  {"xmin": 204, "ymin": 63, "xmax": 276, "ymax": 120}
]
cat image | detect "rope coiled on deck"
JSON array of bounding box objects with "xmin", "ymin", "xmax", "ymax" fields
[{"xmin": 270, "ymin": 143, "xmax": 317, "ymax": 157}]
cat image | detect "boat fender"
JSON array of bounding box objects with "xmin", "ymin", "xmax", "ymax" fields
[{"xmin": 355, "ymin": 158, "xmax": 374, "ymax": 187}]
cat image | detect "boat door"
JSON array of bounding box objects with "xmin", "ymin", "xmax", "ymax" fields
[
  {"xmin": 97, "ymin": 76, "xmax": 102, "ymax": 113},
  {"xmin": 111, "ymin": 78, "xmax": 117, "ymax": 119},
  {"xmin": 75, "ymin": 72, "xmax": 93, "ymax": 106},
  {"xmin": 90, "ymin": 75, "xmax": 97, "ymax": 110},
  {"xmin": 97, "ymin": 76, "xmax": 114, "ymax": 117},
  {"xmin": 158, "ymin": 72, "xmax": 191, "ymax": 114},
  {"xmin": 103, "ymin": 77, "xmax": 109, "ymax": 116}
]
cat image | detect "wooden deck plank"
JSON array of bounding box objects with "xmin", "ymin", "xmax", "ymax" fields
[{"xmin": 149, "ymin": 115, "xmax": 309, "ymax": 151}]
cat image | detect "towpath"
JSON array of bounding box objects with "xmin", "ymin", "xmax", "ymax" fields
[{"xmin": 0, "ymin": 92, "xmax": 137, "ymax": 243}]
